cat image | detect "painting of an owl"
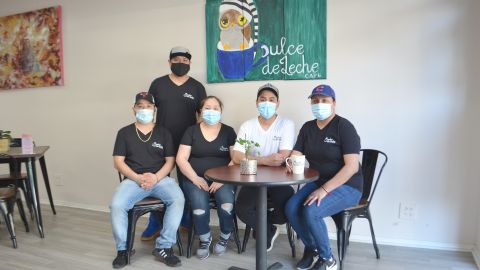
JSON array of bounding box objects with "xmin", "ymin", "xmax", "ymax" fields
[{"xmin": 219, "ymin": 9, "xmax": 251, "ymax": 50}]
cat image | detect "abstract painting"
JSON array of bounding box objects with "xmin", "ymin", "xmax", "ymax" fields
[
  {"xmin": 0, "ymin": 6, "xmax": 63, "ymax": 90},
  {"xmin": 206, "ymin": 0, "xmax": 326, "ymax": 83}
]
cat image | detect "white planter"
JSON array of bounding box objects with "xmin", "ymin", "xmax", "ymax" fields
[{"xmin": 240, "ymin": 159, "xmax": 257, "ymax": 175}]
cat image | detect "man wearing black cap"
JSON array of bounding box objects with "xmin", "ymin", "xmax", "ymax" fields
[
  {"xmin": 143, "ymin": 46, "xmax": 206, "ymax": 239},
  {"xmin": 110, "ymin": 92, "xmax": 184, "ymax": 268},
  {"xmin": 232, "ymin": 83, "xmax": 295, "ymax": 252}
]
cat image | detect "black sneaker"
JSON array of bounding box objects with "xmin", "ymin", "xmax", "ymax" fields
[
  {"xmin": 312, "ymin": 256, "xmax": 337, "ymax": 270},
  {"xmin": 153, "ymin": 247, "xmax": 181, "ymax": 267},
  {"xmin": 266, "ymin": 225, "xmax": 279, "ymax": 252},
  {"xmin": 112, "ymin": 250, "xmax": 127, "ymax": 269},
  {"xmin": 296, "ymin": 248, "xmax": 319, "ymax": 270}
]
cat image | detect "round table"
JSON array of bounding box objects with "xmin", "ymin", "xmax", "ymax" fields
[{"xmin": 205, "ymin": 165, "xmax": 319, "ymax": 270}]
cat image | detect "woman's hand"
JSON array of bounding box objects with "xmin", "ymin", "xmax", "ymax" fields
[
  {"xmin": 209, "ymin": 182, "xmax": 223, "ymax": 193},
  {"xmin": 191, "ymin": 176, "xmax": 209, "ymax": 191},
  {"xmin": 303, "ymin": 188, "xmax": 328, "ymax": 206}
]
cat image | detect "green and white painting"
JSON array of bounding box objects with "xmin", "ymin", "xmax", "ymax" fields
[{"xmin": 206, "ymin": 0, "xmax": 326, "ymax": 83}]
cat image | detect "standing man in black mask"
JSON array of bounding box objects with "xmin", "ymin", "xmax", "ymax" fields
[{"xmin": 141, "ymin": 46, "xmax": 207, "ymax": 240}]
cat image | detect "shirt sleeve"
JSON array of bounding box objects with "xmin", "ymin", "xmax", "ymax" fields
[
  {"xmin": 227, "ymin": 126, "xmax": 237, "ymax": 147},
  {"xmin": 293, "ymin": 123, "xmax": 307, "ymax": 154},
  {"xmin": 180, "ymin": 125, "xmax": 194, "ymax": 146},
  {"xmin": 113, "ymin": 129, "xmax": 127, "ymax": 156},
  {"xmin": 339, "ymin": 119, "xmax": 361, "ymax": 154},
  {"xmin": 233, "ymin": 122, "xmax": 248, "ymax": 153},
  {"xmin": 279, "ymin": 119, "xmax": 295, "ymax": 151},
  {"xmin": 163, "ymin": 129, "xmax": 176, "ymax": 157}
]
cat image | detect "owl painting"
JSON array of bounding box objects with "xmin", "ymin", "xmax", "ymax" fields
[{"xmin": 218, "ymin": 0, "xmax": 258, "ymax": 51}]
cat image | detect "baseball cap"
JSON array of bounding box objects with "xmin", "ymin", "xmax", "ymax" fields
[
  {"xmin": 135, "ymin": 92, "xmax": 155, "ymax": 105},
  {"xmin": 308, "ymin": 84, "xmax": 336, "ymax": 100},
  {"xmin": 169, "ymin": 46, "xmax": 192, "ymax": 60},
  {"xmin": 257, "ymin": 83, "xmax": 279, "ymax": 99}
]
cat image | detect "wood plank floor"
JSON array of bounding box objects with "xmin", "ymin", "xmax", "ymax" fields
[{"xmin": 0, "ymin": 206, "xmax": 477, "ymax": 270}]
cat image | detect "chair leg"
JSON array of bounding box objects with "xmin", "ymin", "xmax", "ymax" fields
[
  {"xmin": 16, "ymin": 196, "xmax": 29, "ymax": 232},
  {"xmin": 286, "ymin": 223, "xmax": 296, "ymax": 258},
  {"xmin": 176, "ymin": 230, "xmax": 183, "ymax": 256},
  {"xmin": 1, "ymin": 200, "xmax": 17, "ymax": 248},
  {"xmin": 232, "ymin": 215, "xmax": 241, "ymax": 254},
  {"xmin": 186, "ymin": 213, "xmax": 195, "ymax": 258},
  {"xmin": 20, "ymin": 182, "xmax": 34, "ymax": 220},
  {"xmin": 242, "ymin": 226, "xmax": 252, "ymax": 253},
  {"xmin": 366, "ymin": 209, "xmax": 380, "ymax": 259},
  {"xmin": 126, "ymin": 210, "xmax": 138, "ymax": 265}
]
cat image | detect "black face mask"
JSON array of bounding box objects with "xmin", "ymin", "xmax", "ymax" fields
[{"xmin": 170, "ymin": 63, "xmax": 190, "ymax": 76}]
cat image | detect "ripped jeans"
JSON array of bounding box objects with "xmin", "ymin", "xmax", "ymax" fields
[{"xmin": 182, "ymin": 178, "xmax": 236, "ymax": 235}]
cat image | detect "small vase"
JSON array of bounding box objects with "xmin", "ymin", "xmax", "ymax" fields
[
  {"xmin": 240, "ymin": 159, "xmax": 257, "ymax": 175},
  {"xmin": 0, "ymin": 138, "xmax": 10, "ymax": 153}
]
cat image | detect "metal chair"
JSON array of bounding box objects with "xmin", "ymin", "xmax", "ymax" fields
[
  {"xmin": 331, "ymin": 149, "xmax": 388, "ymax": 270},
  {"xmin": 0, "ymin": 185, "xmax": 29, "ymax": 248},
  {"xmin": 117, "ymin": 172, "xmax": 184, "ymax": 264},
  {"xmin": 186, "ymin": 195, "xmax": 242, "ymax": 258}
]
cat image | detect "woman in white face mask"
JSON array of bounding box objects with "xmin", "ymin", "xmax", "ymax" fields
[
  {"xmin": 284, "ymin": 85, "xmax": 364, "ymax": 270},
  {"xmin": 176, "ymin": 96, "xmax": 238, "ymax": 259}
]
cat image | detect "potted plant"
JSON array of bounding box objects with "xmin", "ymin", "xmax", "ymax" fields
[
  {"xmin": 236, "ymin": 135, "xmax": 260, "ymax": 175},
  {"xmin": 0, "ymin": 130, "xmax": 12, "ymax": 153}
]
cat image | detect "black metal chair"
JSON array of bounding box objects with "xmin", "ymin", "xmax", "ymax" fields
[
  {"xmin": 186, "ymin": 195, "xmax": 242, "ymax": 258},
  {"xmin": 117, "ymin": 173, "xmax": 184, "ymax": 264},
  {"xmin": 0, "ymin": 185, "xmax": 29, "ymax": 248},
  {"xmin": 241, "ymin": 204, "xmax": 297, "ymax": 257},
  {"xmin": 331, "ymin": 149, "xmax": 388, "ymax": 270}
]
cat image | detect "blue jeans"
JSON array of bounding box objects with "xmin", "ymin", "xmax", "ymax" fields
[
  {"xmin": 110, "ymin": 177, "xmax": 185, "ymax": 250},
  {"xmin": 183, "ymin": 179, "xmax": 236, "ymax": 235},
  {"xmin": 285, "ymin": 182, "xmax": 361, "ymax": 259}
]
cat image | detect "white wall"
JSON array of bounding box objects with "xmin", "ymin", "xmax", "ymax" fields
[{"xmin": 1, "ymin": 0, "xmax": 479, "ymax": 252}]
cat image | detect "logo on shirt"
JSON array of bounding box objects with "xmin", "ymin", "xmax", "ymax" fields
[
  {"xmin": 152, "ymin": 142, "xmax": 164, "ymax": 149},
  {"xmin": 219, "ymin": 146, "xmax": 229, "ymax": 152},
  {"xmin": 183, "ymin": 93, "xmax": 195, "ymax": 100},
  {"xmin": 272, "ymin": 136, "xmax": 282, "ymax": 141},
  {"xmin": 324, "ymin": 137, "xmax": 336, "ymax": 144}
]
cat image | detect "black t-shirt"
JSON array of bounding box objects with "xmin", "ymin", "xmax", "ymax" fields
[
  {"xmin": 180, "ymin": 123, "xmax": 237, "ymax": 177},
  {"xmin": 294, "ymin": 115, "xmax": 363, "ymax": 192},
  {"xmin": 148, "ymin": 75, "xmax": 207, "ymax": 149},
  {"xmin": 113, "ymin": 123, "xmax": 175, "ymax": 174}
]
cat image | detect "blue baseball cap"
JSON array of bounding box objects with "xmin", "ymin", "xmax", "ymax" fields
[{"xmin": 308, "ymin": 84, "xmax": 336, "ymax": 100}]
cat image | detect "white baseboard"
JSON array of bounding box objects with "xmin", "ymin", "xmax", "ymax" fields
[
  {"xmin": 50, "ymin": 201, "xmax": 477, "ymax": 255},
  {"xmin": 472, "ymin": 245, "xmax": 480, "ymax": 270}
]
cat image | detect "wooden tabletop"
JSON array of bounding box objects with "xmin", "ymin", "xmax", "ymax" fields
[
  {"xmin": 0, "ymin": 146, "xmax": 50, "ymax": 159},
  {"xmin": 204, "ymin": 165, "xmax": 319, "ymax": 187}
]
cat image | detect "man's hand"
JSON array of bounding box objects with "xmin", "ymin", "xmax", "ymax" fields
[
  {"xmin": 262, "ymin": 153, "xmax": 285, "ymax": 167},
  {"xmin": 140, "ymin": 173, "xmax": 157, "ymax": 190}
]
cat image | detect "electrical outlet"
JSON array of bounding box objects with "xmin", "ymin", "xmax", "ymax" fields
[
  {"xmin": 53, "ymin": 173, "xmax": 64, "ymax": 186},
  {"xmin": 399, "ymin": 202, "xmax": 417, "ymax": 220}
]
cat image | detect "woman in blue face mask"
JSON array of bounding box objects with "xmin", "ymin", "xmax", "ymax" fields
[
  {"xmin": 176, "ymin": 96, "xmax": 238, "ymax": 259},
  {"xmin": 285, "ymin": 85, "xmax": 364, "ymax": 270}
]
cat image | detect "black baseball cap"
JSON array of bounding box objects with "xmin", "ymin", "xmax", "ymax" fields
[{"xmin": 135, "ymin": 92, "xmax": 155, "ymax": 105}]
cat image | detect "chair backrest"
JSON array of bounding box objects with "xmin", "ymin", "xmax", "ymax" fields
[
  {"xmin": 359, "ymin": 149, "xmax": 388, "ymax": 206},
  {"xmin": 118, "ymin": 172, "xmax": 124, "ymax": 182}
]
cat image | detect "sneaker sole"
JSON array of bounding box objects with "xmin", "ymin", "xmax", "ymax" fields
[
  {"xmin": 197, "ymin": 251, "xmax": 210, "ymax": 260},
  {"xmin": 266, "ymin": 227, "xmax": 280, "ymax": 252},
  {"xmin": 141, "ymin": 231, "xmax": 160, "ymax": 241}
]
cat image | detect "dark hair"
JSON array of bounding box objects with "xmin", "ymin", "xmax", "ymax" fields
[
  {"xmin": 256, "ymin": 89, "xmax": 279, "ymax": 100},
  {"xmin": 198, "ymin": 95, "xmax": 224, "ymax": 113}
]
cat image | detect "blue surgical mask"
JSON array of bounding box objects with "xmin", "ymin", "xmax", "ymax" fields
[
  {"xmin": 136, "ymin": 109, "xmax": 154, "ymax": 124},
  {"xmin": 258, "ymin": 101, "xmax": 277, "ymax": 119},
  {"xmin": 202, "ymin": 110, "xmax": 221, "ymax": 125},
  {"xmin": 311, "ymin": 103, "xmax": 332, "ymax": 120}
]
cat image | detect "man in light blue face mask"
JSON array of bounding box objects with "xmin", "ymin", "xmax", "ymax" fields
[
  {"xmin": 232, "ymin": 83, "xmax": 296, "ymax": 252},
  {"xmin": 110, "ymin": 92, "xmax": 185, "ymax": 268}
]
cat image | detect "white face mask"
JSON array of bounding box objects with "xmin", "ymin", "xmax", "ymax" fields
[
  {"xmin": 311, "ymin": 103, "xmax": 332, "ymax": 120},
  {"xmin": 135, "ymin": 109, "xmax": 154, "ymax": 124}
]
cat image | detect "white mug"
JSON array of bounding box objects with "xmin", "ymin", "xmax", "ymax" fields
[{"xmin": 285, "ymin": 155, "xmax": 306, "ymax": 174}]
